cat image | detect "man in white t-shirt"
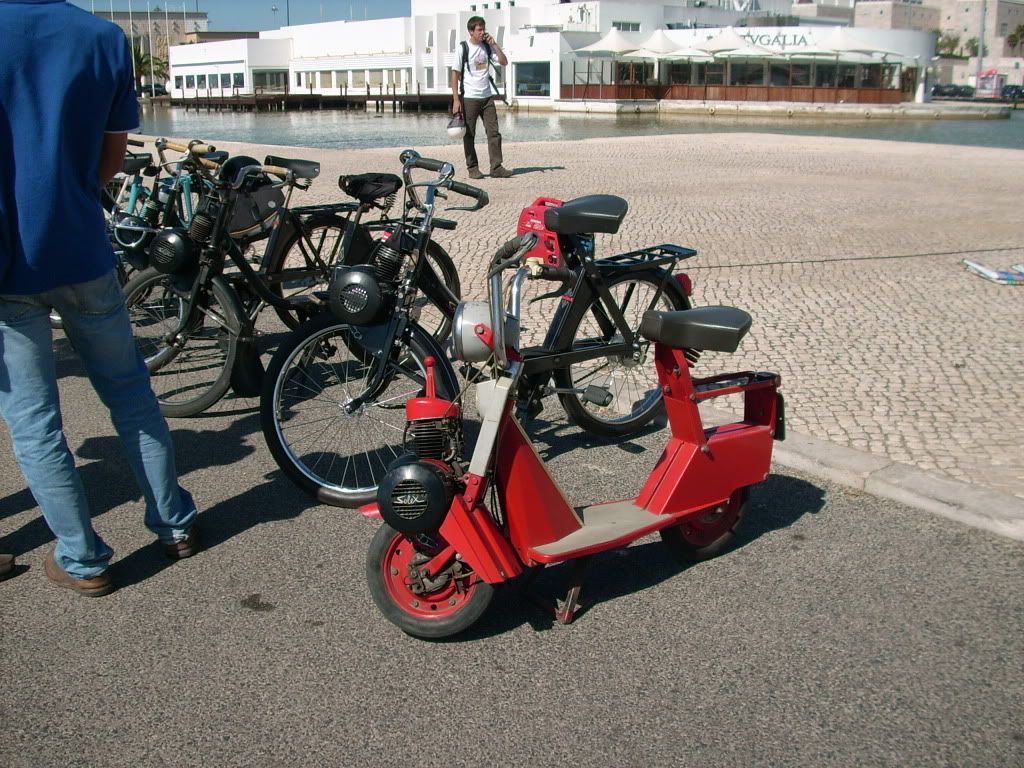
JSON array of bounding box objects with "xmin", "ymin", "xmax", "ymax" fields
[{"xmin": 450, "ymin": 16, "xmax": 512, "ymax": 179}]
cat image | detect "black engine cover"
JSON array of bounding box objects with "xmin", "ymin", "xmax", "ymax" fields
[{"xmin": 377, "ymin": 460, "xmax": 454, "ymax": 534}]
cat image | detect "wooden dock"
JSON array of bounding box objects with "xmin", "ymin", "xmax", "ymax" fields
[{"xmin": 167, "ymin": 88, "xmax": 451, "ymax": 114}]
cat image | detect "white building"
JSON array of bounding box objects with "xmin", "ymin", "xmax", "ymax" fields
[{"xmin": 168, "ymin": 0, "xmax": 936, "ymax": 104}]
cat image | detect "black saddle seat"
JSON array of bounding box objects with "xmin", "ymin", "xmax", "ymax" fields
[
  {"xmin": 639, "ymin": 306, "xmax": 752, "ymax": 353},
  {"xmin": 339, "ymin": 172, "xmax": 403, "ymax": 203},
  {"xmin": 543, "ymin": 194, "xmax": 628, "ymax": 235},
  {"xmin": 264, "ymin": 155, "xmax": 320, "ymax": 179},
  {"xmin": 121, "ymin": 152, "xmax": 153, "ymax": 175}
]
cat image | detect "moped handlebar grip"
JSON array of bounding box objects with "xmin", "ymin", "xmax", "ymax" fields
[
  {"xmin": 448, "ymin": 180, "xmax": 487, "ymax": 205},
  {"xmin": 261, "ymin": 165, "xmax": 290, "ymax": 178},
  {"xmin": 163, "ymin": 140, "xmax": 188, "ymax": 153},
  {"xmin": 127, "ymin": 137, "xmax": 145, "ymax": 147},
  {"xmin": 492, "ymin": 232, "xmax": 538, "ymax": 264},
  {"xmin": 189, "ymin": 142, "xmax": 216, "ymax": 154},
  {"xmin": 197, "ymin": 157, "xmax": 220, "ymax": 170},
  {"xmin": 409, "ymin": 157, "xmax": 445, "ymax": 172}
]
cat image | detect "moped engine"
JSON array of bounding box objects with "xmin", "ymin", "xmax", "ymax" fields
[{"xmin": 378, "ymin": 459, "xmax": 456, "ymax": 535}]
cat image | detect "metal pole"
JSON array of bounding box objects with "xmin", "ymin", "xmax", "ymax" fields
[
  {"xmin": 976, "ymin": 0, "xmax": 986, "ymax": 90},
  {"xmin": 286, "ymin": 0, "xmax": 290, "ymax": 25},
  {"xmin": 147, "ymin": 2, "xmax": 155, "ymax": 91}
]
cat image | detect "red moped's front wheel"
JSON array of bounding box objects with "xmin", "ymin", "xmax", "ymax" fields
[
  {"xmin": 366, "ymin": 524, "xmax": 494, "ymax": 639},
  {"xmin": 660, "ymin": 487, "xmax": 750, "ymax": 564}
]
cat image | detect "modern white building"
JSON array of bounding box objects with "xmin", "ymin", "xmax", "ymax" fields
[{"xmin": 167, "ymin": 0, "xmax": 936, "ymax": 104}]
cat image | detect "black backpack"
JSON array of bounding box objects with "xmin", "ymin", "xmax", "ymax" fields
[{"xmin": 459, "ymin": 40, "xmax": 508, "ymax": 104}]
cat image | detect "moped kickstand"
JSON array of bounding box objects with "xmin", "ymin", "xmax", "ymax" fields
[{"xmin": 522, "ymin": 556, "xmax": 593, "ymax": 625}]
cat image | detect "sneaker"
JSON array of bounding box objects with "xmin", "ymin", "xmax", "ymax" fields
[
  {"xmin": 467, "ymin": 167, "xmax": 484, "ymax": 180},
  {"xmin": 490, "ymin": 166, "xmax": 513, "ymax": 178},
  {"xmin": 0, "ymin": 554, "xmax": 15, "ymax": 582},
  {"xmin": 44, "ymin": 551, "xmax": 112, "ymax": 597},
  {"xmin": 163, "ymin": 527, "xmax": 199, "ymax": 560}
]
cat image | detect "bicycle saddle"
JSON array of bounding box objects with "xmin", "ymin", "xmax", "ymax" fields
[
  {"xmin": 339, "ymin": 173, "xmax": 403, "ymax": 203},
  {"xmin": 639, "ymin": 307, "xmax": 752, "ymax": 353},
  {"xmin": 543, "ymin": 194, "xmax": 627, "ymax": 235},
  {"xmin": 265, "ymin": 155, "xmax": 321, "ymax": 179},
  {"xmin": 121, "ymin": 152, "xmax": 153, "ymax": 174}
]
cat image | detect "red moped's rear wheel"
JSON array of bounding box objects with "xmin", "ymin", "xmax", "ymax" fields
[
  {"xmin": 366, "ymin": 524, "xmax": 494, "ymax": 639},
  {"xmin": 660, "ymin": 487, "xmax": 750, "ymax": 564}
]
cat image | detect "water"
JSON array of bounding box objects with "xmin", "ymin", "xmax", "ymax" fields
[{"xmin": 140, "ymin": 102, "xmax": 1024, "ymax": 151}]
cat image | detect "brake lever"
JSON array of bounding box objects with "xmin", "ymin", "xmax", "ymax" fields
[{"xmin": 445, "ymin": 197, "xmax": 487, "ymax": 213}]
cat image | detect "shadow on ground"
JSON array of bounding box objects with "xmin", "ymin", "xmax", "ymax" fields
[{"xmin": 448, "ymin": 472, "xmax": 826, "ymax": 642}]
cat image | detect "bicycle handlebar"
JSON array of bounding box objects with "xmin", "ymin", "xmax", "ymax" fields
[{"xmin": 127, "ymin": 138, "xmax": 145, "ymax": 147}]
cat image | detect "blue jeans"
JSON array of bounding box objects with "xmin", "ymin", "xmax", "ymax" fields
[{"xmin": 0, "ymin": 270, "xmax": 196, "ymax": 578}]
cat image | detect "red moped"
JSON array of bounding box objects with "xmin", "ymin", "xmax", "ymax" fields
[{"xmin": 360, "ymin": 201, "xmax": 785, "ymax": 639}]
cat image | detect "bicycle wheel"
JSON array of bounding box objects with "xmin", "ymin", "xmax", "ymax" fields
[
  {"xmin": 124, "ymin": 267, "xmax": 239, "ymax": 417},
  {"xmin": 261, "ymin": 312, "xmax": 458, "ymax": 508},
  {"xmin": 412, "ymin": 240, "xmax": 461, "ymax": 342},
  {"xmin": 555, "ymin": 269, "xmax": 689, "ymax": 437},
  {"xmin": 267, "ymin": 214, "xmax": 349, "ymax": 329}
]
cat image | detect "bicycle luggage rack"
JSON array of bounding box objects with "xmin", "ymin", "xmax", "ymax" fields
[
  {"xmin": 692, "ymin": 371, "xmax": 786, "ymax": 441},
  {"xmin": 596, "ymin": 243, "xmax": 697, "ymax": 270}
]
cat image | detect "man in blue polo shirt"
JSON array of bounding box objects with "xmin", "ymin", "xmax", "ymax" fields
[{"xmin": 0, "ymin": 0, "xmax": 197, "ymax": 595}]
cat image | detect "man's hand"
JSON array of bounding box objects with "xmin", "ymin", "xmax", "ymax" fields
[{"xmin": 452, "ymin": 94, "xmax": 462, "ymax": 115}]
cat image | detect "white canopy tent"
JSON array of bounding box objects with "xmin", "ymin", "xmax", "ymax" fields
[{"xmin": 575, "ymin": 29, "xmax": 642, "ymax": 55}]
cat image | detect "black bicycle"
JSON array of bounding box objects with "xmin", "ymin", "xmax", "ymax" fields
[
  {"xmin": 261, "ymin": 184, "xmax": 694, "ymax": 508},
  {"xmin": 124, "ymin": 149, "xmax": 464, "ymax": 418},
  {"xmin": 260, "ymin": 150, "xmax": 488, "ymax": 507}
]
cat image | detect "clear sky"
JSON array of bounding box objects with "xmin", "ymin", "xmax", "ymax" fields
[{"xmin": 69, "ymin": 1, "xmax": 413, "ymax": 32}]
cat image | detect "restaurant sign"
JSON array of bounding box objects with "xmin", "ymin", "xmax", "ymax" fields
[{"xmin": 741, "ymin": 33, "xmax": 811, "ymax": 50}]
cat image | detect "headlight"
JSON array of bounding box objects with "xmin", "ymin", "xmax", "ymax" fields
[{"xmin": 452, "ymin": 300, "xmax": 493, "ymax": 363}]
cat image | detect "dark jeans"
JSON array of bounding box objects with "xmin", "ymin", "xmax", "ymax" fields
[{"xmin": 462, "ymin": 96, "xmax": 503, "ymax": 172}]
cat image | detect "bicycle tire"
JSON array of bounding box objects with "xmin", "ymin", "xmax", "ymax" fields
[
  {"xmin": 124, "ymin": 267, "xmax": 239, "ymax": 417},
  {"xmin": 555, "ymin": 269, "xmax": 689, "ymax": 437},
  {"xmin": 413, "ymin": 240, "xmax": 461, "ymax": 342},
  {"xmin": 261, "ymin": 312, "xmax": 459, "ymax": 508}
]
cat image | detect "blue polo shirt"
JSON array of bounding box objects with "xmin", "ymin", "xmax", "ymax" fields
[{"xmin": 0, "ymin": 0, "xmax": 139, "ymax": 294}]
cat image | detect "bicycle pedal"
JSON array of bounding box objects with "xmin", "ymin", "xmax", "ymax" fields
[{"xmin": 581, "ymin": 385, "xmax": 613, "ymax": 407}]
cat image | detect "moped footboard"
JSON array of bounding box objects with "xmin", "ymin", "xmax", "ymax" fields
[{"xmin": 638, "ymin": 351, "xmax": 784, "ymax": 516}]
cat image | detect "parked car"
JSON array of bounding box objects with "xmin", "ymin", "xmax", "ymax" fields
[
  {"xmin": 1002, "ymin": 84, "xmax": 1023, "ymax": 101},
  {"xmin": 138, "ymin": 83, "xmax": 167, "ymax": 97},
  {"xmin": 931, "ymin": 83, "xmax": 958, "ymax": 97},
  {"xmin": 951, "ymin": 84, "xmax": 975, "ymax": 98}
]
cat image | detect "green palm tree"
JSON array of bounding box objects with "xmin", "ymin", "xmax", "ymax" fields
[{"xmin": 131, "ymin": 44, "xmax": 168, "ymax": 90}]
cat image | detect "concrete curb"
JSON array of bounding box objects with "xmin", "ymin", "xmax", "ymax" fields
[
  {"xmin": 773, "ymin": 430, "xmax": 1024, "ymax": 543},
  {"xmin": 699, "ymin": 406, "xmax": 1024, "ymax": 543}
]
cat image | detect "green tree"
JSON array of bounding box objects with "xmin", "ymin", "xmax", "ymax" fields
[
  {"xmin": 936, "ymin": 32, "xmax": 960, "ymax": 56},
  {"xmin": 963, "ymin": 37, "xmax": 985, "ymax": 57},
  {"xmin": 1009, "ymin": 31, "xmax": 1021, "ymax": 56},
  {"xmin": 131, "ymin": 44, "xmax": 168, "ymax": 89},
  {"xmin": 1014, "ymin": 24, "xmax": 1024, "ymax": 54}
]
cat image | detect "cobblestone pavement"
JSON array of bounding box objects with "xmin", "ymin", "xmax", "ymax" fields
[{"xmin": 195, "ymin": 132, "xmax": 1024, "ymax": 497}]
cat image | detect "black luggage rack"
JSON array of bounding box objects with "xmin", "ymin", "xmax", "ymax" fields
[{"xmin": 596, "ymin": 243, "xmax": 697, "ymax": 270}]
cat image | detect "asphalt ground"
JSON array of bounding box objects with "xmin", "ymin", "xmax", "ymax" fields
[
  {"xmin": 2, "ymin": 132, "xmax": 1023, "ymax": 765},
  {"xmin": 1, "ymin": 338, "xmax": 1022, "ymax": 767}
]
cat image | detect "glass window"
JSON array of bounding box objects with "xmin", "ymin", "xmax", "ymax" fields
[
  {"xmin": 174, "ymin": 75, "xmax": 183, "ymax": 89},
  {"xmin": 233, "ymin": 72, "xmax": 244, "ymax": 88},
  {"xmin": 697, "ymin": 63, "xmax": 725, "ymax": 85},
  {"xmin": 612, "ymin": 21, "xmax": 640, "ymax": 32},
  {"xmin": 295, "ymin": 72, "xmax": 302, "ymax": 86},
  {"xmin": 220, "ymin": 73, "xmax": 231, "ymax": 88},
  {"xmin": 769, "ymin": 62, "xmax": 790, "ymax": 86},
  {"xmin": 196, "ymin": 74, "xmax": 206, "ymax": 88},
  {"xmin": 860, "ymin": 64, "xmax": 882, "ymax": 87},
  {"xmin": 791, "ymin": 63, "xmax": 811, "ymax": 87},
  {"xmin": 514, "ymin": 61, "xmax": 550, "ymax": 96},
  {"xmin": 185, "ymin": 74, "xmax": 195, "ymax": 88},
  {"xmin": 815, "ymin": 63, "xmax": 836, "ymax": 87},
  {"xmin": 730, "ymin": 62, "xmax": 764, "ymax": 86},
  {"xmin": 320, "ymin": 70, "xmax": 333, "ymax": 88},
  {"xmin": 209, "ymin": 74, "xmax": 217, "ymax": 87},
  {"xmin": 667, "ymin": 62, "xmax": 692, "ymax": 85}
]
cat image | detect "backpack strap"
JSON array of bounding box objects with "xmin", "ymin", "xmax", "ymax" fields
[{"xmin": 459, "ymin": 41, "xmax": 468, "ymax": 99}]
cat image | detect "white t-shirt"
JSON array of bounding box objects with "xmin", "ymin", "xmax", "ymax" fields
[{"xmin": 453, "ymin": 41, "xmax": 501, "ymax": 99}]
